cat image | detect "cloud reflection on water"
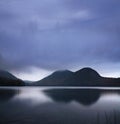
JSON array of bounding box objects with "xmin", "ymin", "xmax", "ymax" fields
[{"xmin": 12, "ymin": 88, "xmax": 52, "ymax": 105}]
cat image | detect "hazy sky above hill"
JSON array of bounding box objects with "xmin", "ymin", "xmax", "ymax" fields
[{"xmin": 0, "ymin": 0, "xmax": 120, "ymax": 81}]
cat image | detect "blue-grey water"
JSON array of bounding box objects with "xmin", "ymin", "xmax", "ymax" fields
[{"xmin": 0, "ymin": 87, "xmax": 120, "ymax": 124}]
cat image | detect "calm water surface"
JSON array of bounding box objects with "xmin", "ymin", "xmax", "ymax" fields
[{"xmin": 0, "ymin": 87, "xmax": 120, "ymax": 124}]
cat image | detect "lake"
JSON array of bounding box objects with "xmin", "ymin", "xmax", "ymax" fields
[{"xmin": 0, "ymin": 87, "xmax": 120, "ymax": 124}]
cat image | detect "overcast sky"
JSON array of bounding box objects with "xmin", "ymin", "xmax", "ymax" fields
[{"xmin": 0, "ymin": 0, "xmax": 120, "ymax": 81}]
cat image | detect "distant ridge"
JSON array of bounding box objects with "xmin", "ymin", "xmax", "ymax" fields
[
  {"xmin": 0, "ymin": 70, "xmax": 24, "ymax": 86},
  {"xmin": 34, "ymin": 67, "xmax": 120, "ymax": 86},
  {"xmin": 0, "ymin": 70, "xmax": 17, "ymax": 80},
  {"xmin": 1, "ymin": 67, "xmax": 120, "ymax": 87},
  {"xmin": 75, "ymin": 67, "xmax": 100, "ymax": 78},
  {"xmin": 34, "ymin": 70, "xmax": 73, "ymax": 86}
]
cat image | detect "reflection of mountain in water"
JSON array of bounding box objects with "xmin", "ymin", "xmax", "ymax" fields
[
  {"xmin": 0, "ymin": 89, "xmax": 18, "ymax": 102},
  {"xmin": 44, "ymin": 89, "xmax": 101, "ymax": 106}
]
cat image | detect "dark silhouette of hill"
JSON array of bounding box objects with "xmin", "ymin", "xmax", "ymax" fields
[
  {"xmin": 34, "ymin": 70, "xmax": 73, "ymax": 86},
  {"xmin": 35, "ymin": 67, "xmax": 120, "ymax": 86},
  {"xmin": 0, "ymin": 70, "xmax": 24, "ymax": 86},
  {"xmin": 0, "ymin": 70, "xmax": 17, "ymax": 80},
  {"xmin": 68, "ymin": 68, "xmax": 102, "ymax": 86}
]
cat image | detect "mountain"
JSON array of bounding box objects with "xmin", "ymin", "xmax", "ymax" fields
[
  {"xmin": 68, "ymin": 68, "xmax": 102, "ymax": 86},
  {"xmin": 68, "ymin": 68, "xmax": 120, "ymax": 86},
  {"xmin": 35, "ymin": 67, "xmax": 120, "ymax": 86},
  {"xmin": 0, "ymin": 70, "xmax": 17, "ymax": 80},
  {"xmin": 0, "ymin": 70, "xmax": 24, "ymax": 86},
  {"xmin": 24, "ymin": 80, "xmax": 35, "ymax": 86},
  {"xmin": 35, "ymin": 70, "xmax": 73, "ymax": 86}
]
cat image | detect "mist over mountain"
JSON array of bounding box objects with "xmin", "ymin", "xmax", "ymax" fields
[{"xmin": 0, "ymin": 70, "xmax": 24, "ymax": 86}]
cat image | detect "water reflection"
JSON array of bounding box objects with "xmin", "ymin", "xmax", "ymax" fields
[
  {"xmin": 0, "ymin": 88, "xmax": 18, "ymax": 102},
  {"xmin": 0, "ymin": 87, "xmax": 120, "ymax": 124},
  {"xmin": 44, "ymin": 89, "xmax": 101, "ymax": 106},
  {"xmin": 13, "ymin": 88, "xmax": 51, "ymax": 105}
]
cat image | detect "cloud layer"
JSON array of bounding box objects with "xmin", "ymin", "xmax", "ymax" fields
[{"xmin": 0, "ymin": 0, "xmax": 120, "ymax": 79}]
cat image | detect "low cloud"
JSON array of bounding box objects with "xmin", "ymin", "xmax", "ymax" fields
[{"xmin": 0, "ymin": 0, "xmax": 120, "ymax": 76}]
